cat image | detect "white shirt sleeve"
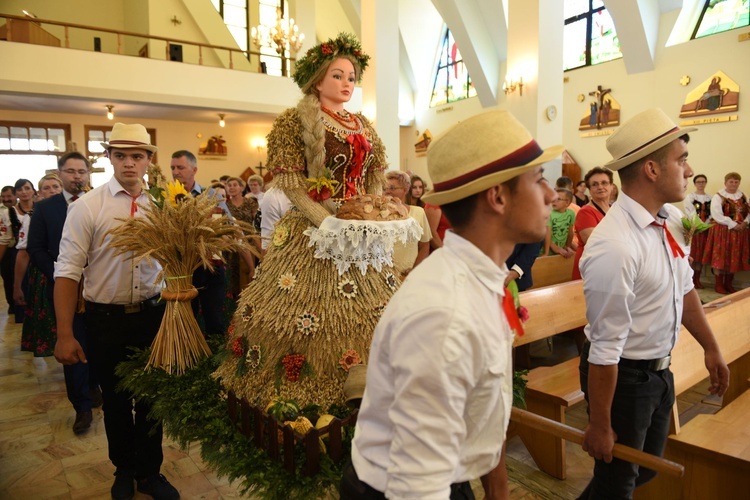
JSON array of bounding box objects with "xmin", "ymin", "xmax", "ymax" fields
[
  {"xmin": 0, "ymin": 207, "xmax": 12, "ymax": 246},
  {"xmin": 54, "ymin": 200, "xmax": 92, "ymax": 283},
  {"xmin": 710, "ymin": 193, "xmax": 736, "ymax": 229},
  {"xmin": 16, "ymin": 214, "xmax": 31, "ymax": 250},
  {"xmin": 683, "ymin": 193, "xmax": 696, "ymax": 218}
]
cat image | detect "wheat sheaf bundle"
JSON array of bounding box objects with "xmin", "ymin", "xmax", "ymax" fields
[{"xmin": 107, "ymin": 181, "xmax": 258, "ymax": 374}]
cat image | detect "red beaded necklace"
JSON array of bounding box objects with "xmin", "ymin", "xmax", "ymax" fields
[{"xmin": 321, "ymin": 106, "xmax": 360, "ymax": 132}]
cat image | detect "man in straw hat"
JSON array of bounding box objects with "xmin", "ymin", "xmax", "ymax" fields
[
  {"xmin": 578, "ymin": 108, "xmax": 729, "ymax": 498},
  {"xmin": 344, "ymin": 110, "xmax": 561, "ymax": 499},
  {"xmin": 54, "ymin": 123, "xmax": 179, "ymax": 500}
]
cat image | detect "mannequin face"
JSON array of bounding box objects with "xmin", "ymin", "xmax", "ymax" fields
[{"xmin": 316, "ymin": 58, "xmax": 356, "ymax": 110}]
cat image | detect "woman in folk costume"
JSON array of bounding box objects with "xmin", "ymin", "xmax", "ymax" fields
[
  {"xmin": 701, "ymin": 171, "xmax": 750, "ymax": 294},
  {"xmin": 214, "ymin": 33, "xmax": 420, "ymax": 411},
  {"xmin": 683, "ymin": 174, "xmax": 711, "ymax": 288}
]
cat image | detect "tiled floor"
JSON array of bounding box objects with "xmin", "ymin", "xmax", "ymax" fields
[{"xmin": 0, "ymin": 277, "xmax": 736, "ymax": 499}]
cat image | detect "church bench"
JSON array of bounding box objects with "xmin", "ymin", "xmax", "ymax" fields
[
  {"xmin": 528, "ymin": 254, "xmax": 575, "ymax": 289},
  {"xmin": 634, "ymin": 287, "xmax": 750, "ymax": 499},
  {"xmin": 512, "ymin": 280, "xmax": 588, "ymax": 479},
  {"xmin": 513, "ymin": 282, "xmax": 750, "ymax": 484}
]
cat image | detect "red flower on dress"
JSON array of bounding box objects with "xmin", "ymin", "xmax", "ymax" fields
[{"xmin": 338, "ymin": 349, "xmax": 362, "ymax": 372}]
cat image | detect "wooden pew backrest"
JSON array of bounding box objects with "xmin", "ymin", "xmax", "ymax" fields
[
  {"xmin": 530, "ymin": 254, "xmax": 576, "ymax": 289},
  {"xmin": 515, "ymin": 280, "xmax": 586, "ymax": 347}
]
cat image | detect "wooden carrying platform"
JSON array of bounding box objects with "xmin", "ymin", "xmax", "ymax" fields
[{"xmin": 226, "ymin": 391, "xmax": 356, "ymax": 476}]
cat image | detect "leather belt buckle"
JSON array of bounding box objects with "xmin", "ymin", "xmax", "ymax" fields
[
  {"xmin": 651, "ymin": 355, "xmax": 671, "ymax": 371},
  {"xmin": 124, "ymin": 302, "xmax": 142, "ymax": 314}
]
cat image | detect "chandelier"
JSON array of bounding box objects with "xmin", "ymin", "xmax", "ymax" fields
[{"xmin": 251, "ymin": 7, "xmax": 304, "ymax": 56}]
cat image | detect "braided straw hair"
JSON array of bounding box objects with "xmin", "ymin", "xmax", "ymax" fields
[{"xmin": 293, "ymin": 32, "xmax": 370, "ymax": 90}]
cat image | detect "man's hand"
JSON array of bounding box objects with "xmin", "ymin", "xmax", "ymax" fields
[
  {"xmin": 54, "ymin": 334, "xmax": 87, "ymax": 365},
  {"xmin": 504, "ymin": 270, "xmax": 520, "ymax": 287},
  {"xmin": 13, "ymin": 287, "xmax": 25, "ymax": 306},
  {"xmin": 582, "ymin": 422, "xmax": 617, "ymax": 463},
  {"xmin": 705, "ymin": 349, "xmax": 729, "ymax": 396}
]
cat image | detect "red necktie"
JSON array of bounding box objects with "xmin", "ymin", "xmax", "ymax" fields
[
  {"xmin": 502, "ymin": 287, "xmax": 524, "ymax": 337},
  {"xmin": 71, "ymin": 195, "xmax": 79, "ymax": 202},
  {"xmin": 129, "ymin": 193, "xmax": 139, "ymax": 217},
  {"xmin": 651, "ymin": 221, "xmax": 685, "ymax": 258}
]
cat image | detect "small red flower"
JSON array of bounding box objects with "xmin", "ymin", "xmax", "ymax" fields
[
  {"xmin": 321, "ymin": 44, "xmax": 333, "ymax": 55},
  {"xmin": 517, "ymin": 306, "xmax": 530, "ymax": 323},
  {"xmin": 231, "ymin": 337, "xmax": 246, "ymax": 358}
]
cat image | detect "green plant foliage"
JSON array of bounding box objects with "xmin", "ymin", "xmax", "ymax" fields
[{"xmin": 115, "ymin": 341, "xmax": 346, "ymax": 499}]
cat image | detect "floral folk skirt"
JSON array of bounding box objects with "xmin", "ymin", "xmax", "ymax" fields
[
  {"xmin": 19, "ymin": 266, "xmax": 57, "ymax": 357},
  {"xmin": 701, "ymin": 224, "xmax": 750, "ymax": 273}
]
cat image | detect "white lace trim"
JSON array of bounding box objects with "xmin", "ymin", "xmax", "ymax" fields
[{"xmin": 304, "ymin": 216, "xmax": 423, "ymax": 275}]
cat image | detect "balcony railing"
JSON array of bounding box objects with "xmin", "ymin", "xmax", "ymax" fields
[{"xmin": 0, "ymin": 13, "xmax": 292, "ymax": 73}]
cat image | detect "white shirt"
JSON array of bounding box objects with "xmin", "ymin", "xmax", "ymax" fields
[
  {"xmin": 391, "ymin": 205, "xmax": 431, "ymax": 273},
  {"xmin": 683, "ymin": 192, "xmax": 712, "ymax": 220},
  {"xmin": 259, "ymin": 187, "xmax": 292, "ymax": 250},
  {"xmin": 580, "ymin": 192, "xmax": 692, "ymax": 365},
  {"xmin": 710, "ymin": 189, "xmax": 750, "ymax": 229},
  {"xmin": 352, "ymin": 231, "xmax": 513, "ymax": 499},
  {"xmin": 55, "ymin": 176, "xmax": 162, "ymax": 304},
  {"xmin": 16, "ymin": 213, "xmax": 30, "ymax": 250},
  {"xmin": 0, "ymin": 206, "xmax": 12, "ymax": 246}
]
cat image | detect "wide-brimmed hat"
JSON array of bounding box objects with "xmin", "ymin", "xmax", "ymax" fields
[
  {"xmin": 421, "ymin": 110, "xmax": 563, "ymax": 206},
  {"xmin": 604, "ymin": 108, "xmax": 696, "ymax": 171},
  {"xmin": 101, "ymin": 123, "xmax": 158, "ymax": 153}
]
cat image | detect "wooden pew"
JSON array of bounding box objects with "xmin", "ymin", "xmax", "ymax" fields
[
  {"xmin": 529, "ymin": 254, "xmax": 575, "ymax": 289},
  {"xmin": 513, "ymin": 280, "xmax": 588, "ymax": 479},
  {"xmin": 514, "ymin": 282, "xmax": 750, "ymax": 485},
  {"xmin": 634, "ymin": 287, "xmax": 750, "ymax": 499}
]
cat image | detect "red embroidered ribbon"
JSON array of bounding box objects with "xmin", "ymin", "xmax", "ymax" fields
[
  {"xmin": 346, "ymin": 134, "xmax": 372, "ymax": 198},
  {"xmin": 502, "ymin": 287, "xmax": 524, "ymax": 337},
  {"xmin": 651, "ymin": 221, "xmax": 685, "ymax": 258}
]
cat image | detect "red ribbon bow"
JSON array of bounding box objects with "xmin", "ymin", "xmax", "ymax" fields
[
  {"xmin": 502, "ymin": 287, "xmax": 524, "ymax": 337},
  {"xmin": 651, "ymin": 221, "xmax": 685, "ymax": 258},
  {"xmin": 345, "ymin": 134, "xmax": 372, "ymax": 198}
]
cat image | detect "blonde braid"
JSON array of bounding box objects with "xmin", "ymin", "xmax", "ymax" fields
[{"xmin": 297, "ymin": 94, "xmax": 326, "ymax": 180}]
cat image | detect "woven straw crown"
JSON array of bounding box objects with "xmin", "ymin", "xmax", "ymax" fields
[
  {"xmin": 605, "ymin": 108, "xmax": 696, "ymax": 171},
  {"xmin": 101, "ymin": 123, "xmax": 157, "ymax": 153},
  {"xmin": 422, "ymin": 110, "xmax": 563, "ymax": 206}
]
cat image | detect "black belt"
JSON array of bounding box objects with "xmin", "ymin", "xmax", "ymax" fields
[
  {"xmin": 85, "ymin": 296, "xmax": 163, "ymax": 315},
  {"xmin": 619, "ymin": 355, "xmax": 671, "ymax": 372}
]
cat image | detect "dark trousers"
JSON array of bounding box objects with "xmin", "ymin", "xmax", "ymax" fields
[
  {"xmin": 86, "ymin": 303, "xmax": 166, "ymax": 478},
  {"xmin": 1, "ymin": 247, "xmax": 20, "ymax": 318},
  {"xmin": 64, "ymin": 313, "xmax": 96, "ymax": 412},
  {"xmin": 340, "ymin": 461, "xmax": 475, "ymax": 500},
  {"xmin": 192, "ymin": 264, "xmax": 227, "ymax": 337},
  {"xmin": 578, "ymin": 347, "xmax": 675, "ymax": 499}
]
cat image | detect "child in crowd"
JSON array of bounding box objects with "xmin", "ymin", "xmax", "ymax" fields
[{"xmin": 544, "ymin": 188, "xmax": 576, "ymax": 257}]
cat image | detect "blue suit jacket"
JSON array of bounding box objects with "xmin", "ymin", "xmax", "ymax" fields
[
  {"xmin": 505, "ymin": 241, "xmax": 543, "ymax": 292},
  {"xmin": 27, "ymin": 192, "xmax": 68, "ymax": 283}
]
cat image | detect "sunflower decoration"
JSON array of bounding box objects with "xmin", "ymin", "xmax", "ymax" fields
[{"xmin": 166, "ymin": 181, "xmax": 191, "ymax": 208}]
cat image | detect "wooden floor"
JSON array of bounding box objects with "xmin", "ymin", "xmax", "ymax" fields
[{"xmin": 0, "ymin": 278, "xmax": 736, "ymax": 499}]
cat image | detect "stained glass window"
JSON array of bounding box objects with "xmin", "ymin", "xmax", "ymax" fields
[
  {"xmin": 429, "ymin": 27, "xmax": 477, "ymax": 108},
  {"xmin": 693, "ymin": 0, "xmax": 749, "ymax": 39},
  {"xmin": 564, "ymin": 0, "xmax": 622, "ymax": 71}
]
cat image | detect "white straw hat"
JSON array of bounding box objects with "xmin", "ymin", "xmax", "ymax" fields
[
  {"xmin": 422, "ymin": 110, "xmax": 563, "ymax": 206},
  {"xmin": 605, "ymin": 108, "xmax": 696, "ymax": 171},
  {"xmin": 101, "ymin": 123, "xmax": 157, "ymax": 153}
]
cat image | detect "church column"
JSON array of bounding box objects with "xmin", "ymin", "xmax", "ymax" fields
[
  {"xmin": 361, "ymin": 0, "xmax": 400, "ymax": 170},
  {"xmin": 506, "ymin": 0, "xmax": 564, "ymax": 172}
]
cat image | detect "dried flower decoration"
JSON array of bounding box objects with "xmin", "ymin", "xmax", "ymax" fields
[
  {"xmin": 278, "ymin": 273, "xmax": 297, "ymax": 291},
  {"xmin": 296, "ymin": 312, "xmax": 320, "ymax": 336},
  {"xmin": 242, "ymin": 304, "xmax": 254, "ymax": 323},
  {"xmin": 681, "ymin": 214, "xmax": 713, "ymax": 246},
  {"xmin": 337, "ymin": 278, "xmax": 358, "ymax": 299},
  {"xmin": 246, "ymin": 344, "xmax": 262, "ymax": 370},
  {"xmin": 231, "ymin": 336, "xmax": 247, "ymax": 358},
  {"xmin": 385, "ymin": 272, "xmax": 398, "ymax": 291},
  {"xmin": 273, "ymin": 224, "xmax": 290, "ymax": 248},
  {"xmin": 306, "ymin": 168, "xmax": 340, "ymax": 202},
  {"xmin": 338, "ymin": 349, "xmax": 361, "ymax": 372}
]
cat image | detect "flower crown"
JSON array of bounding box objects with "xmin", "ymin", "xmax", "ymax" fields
[{"xmin": 292, "ymin": 32, "xmax": 370, "ymax": 89}]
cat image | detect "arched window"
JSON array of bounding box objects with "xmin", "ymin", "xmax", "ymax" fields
[
  {"xmin": 563, "ymin": 0, "xmax": 622, "ymax": 71},
  {"xmin": 429, "ymin": 27, "xmax": 477, "ymax": 108},
  {"xmin": 692, "ymin": 0, "xmax": 749, "ymax": 39}
]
